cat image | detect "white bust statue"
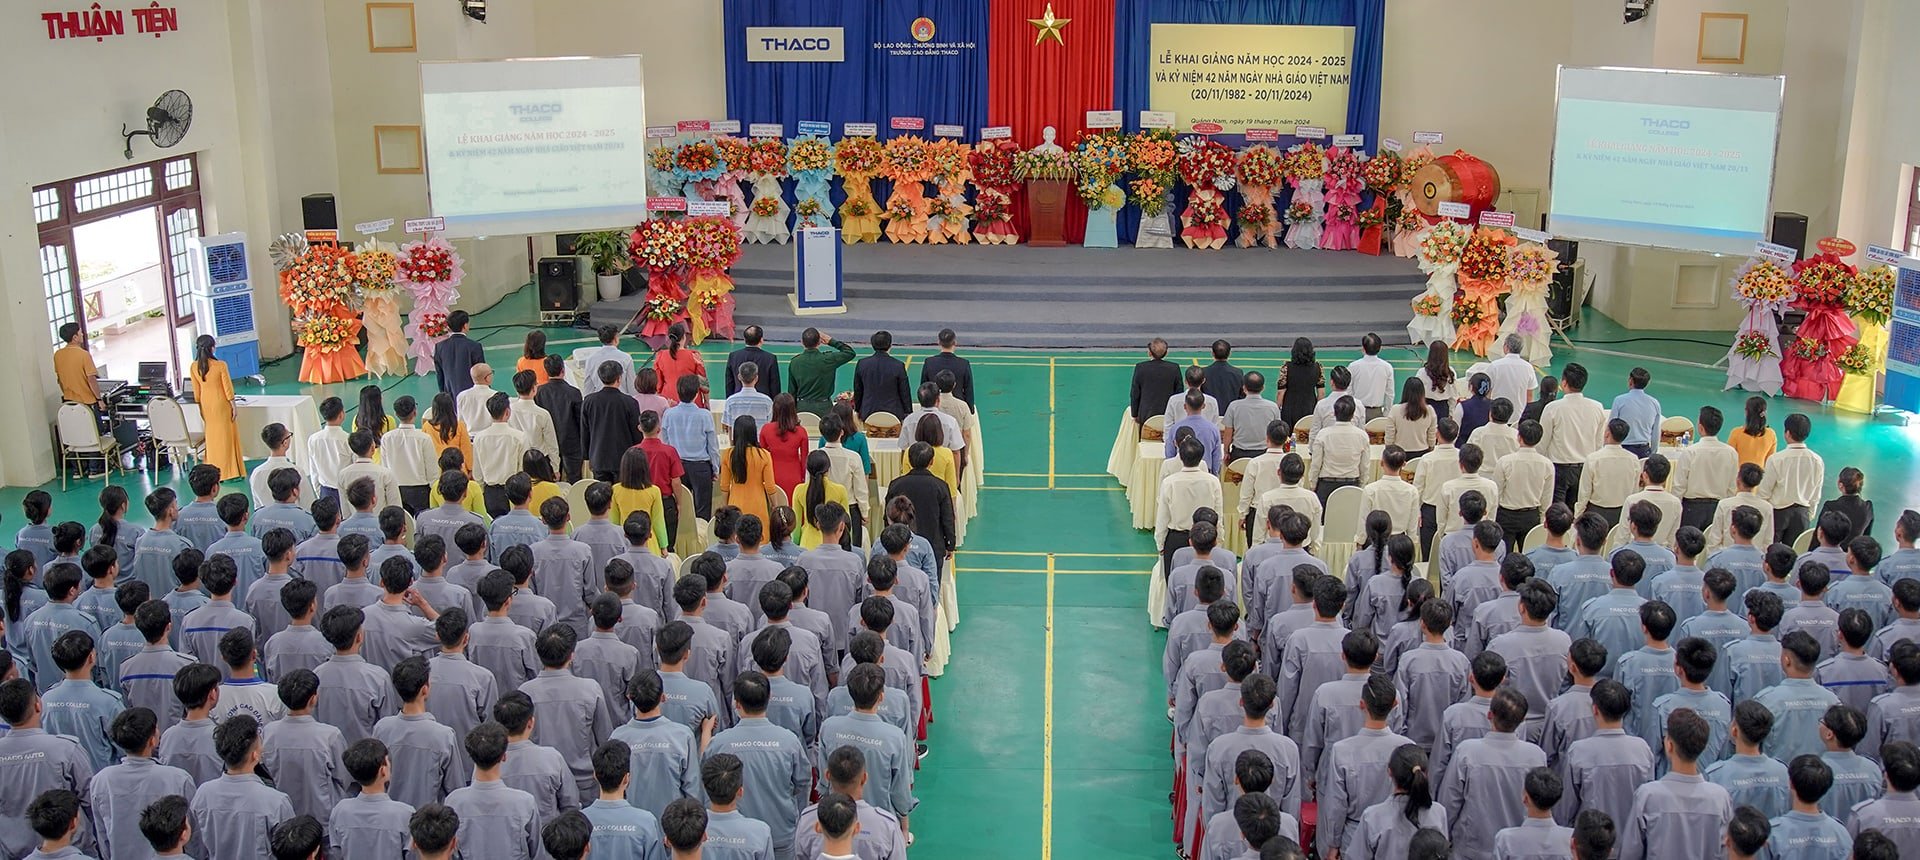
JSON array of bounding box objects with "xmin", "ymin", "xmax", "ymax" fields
[{"xmin": 1032, "ymin": 125, "xmax": 1065, "ymax": 154}]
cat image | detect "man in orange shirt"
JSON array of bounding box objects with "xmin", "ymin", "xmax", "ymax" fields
[{"xmin": 52, "ymin": 323, "xmax": 99, "ymax": 406}]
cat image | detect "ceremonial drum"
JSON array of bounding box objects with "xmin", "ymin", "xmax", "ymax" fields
[{"xmin": 1411, "ymin": 151, "xmax": 1501, "ymax": 218}]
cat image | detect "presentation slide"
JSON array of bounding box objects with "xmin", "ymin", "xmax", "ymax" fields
[
  {"xmin": 420, "ymin": 57, "xmax": 648, "ymax": 238},
  {"xmin": 1548, "ymin": 66, "xmax": 1783, "ymax": 256},
  {"xmin": 1148, "ymin": 24, "xmax": 1353, "ymax": 134}
]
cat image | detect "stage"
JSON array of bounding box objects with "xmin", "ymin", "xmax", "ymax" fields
[{"xmin": 588, "ymin": 243, "xmax": 1428, "ymax": 350}]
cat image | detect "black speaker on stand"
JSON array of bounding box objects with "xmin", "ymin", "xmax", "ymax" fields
[
  {"xmin": 1771, "ymin": 212, "xmax": 1809, "ymax": 259},
  {"xmin": 301, "ymin": 194, "xmax": 339, "ymax": 246},
  {"xmin": 538, "ymin": 257, "xmax": 580, "ymax": 312},
  {"xmin": 1546, "ymin": 238, "xmax": 1581, "ymax": 325}
]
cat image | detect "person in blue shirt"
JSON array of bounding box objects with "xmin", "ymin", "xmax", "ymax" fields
[
  {"xmin": 1706, "ymin": 506, "xmax": 1769, "ymax": 615},
  {"xmin": 1565, "ymin": 550, "xmax": 1648, "ymax": 676},
  {"xmin": 1817, "ymin": 704, "xmax": 1882, "ymax": 822},
  {"xmin": 40, "ymin": 629, "xmax": 125, "ymax": 770},
  {"xmin": 1725, "ymin": 806, "xmax": 1772, "ymax": 860},
  {"xmin": 2, "ymin": 551, "xmax": 48, "ymax": 682},
  {"xmin": 1616, "ymin": 601, "xmax": 1680, "ymax": 751},
  {"xmin": 1648, "ymin": 527, "xmax": 1709, "ymax": 623},
  {"xmin": 1727, "ymin": 591, "xmax": 1787, "ymax": 704},
  {"xmin": 95, "ymin": 580, "xmax": 148, "ymax": 691},
  {"xmin": 129, "ymin": 489, "xmax": 193, "ymax": 599},
  {"xmin": 1548, "ymin": 513, "xmax": 1616, "ymax": 632},
  {"xmin": 1166, "ymin": 390, "xmax": 1223, "ymax": 476},
  {"xmin": 488, "ymin": 476, "xmax": 548, "ymax": 564},
  {"xmin": 1523, "ymin": 504, "xmax": 1580, "ymax": 579},
  {"xmin": 1652, "ymin": 636, "xmax": 1734, "ymax": 772},
  {"xmin": 206, "ymin": 494, "xmax": 267, "ymax": 608},
  {"xmin": 22, "ymin": 788, "xmax": 86, "ymax": 860},
  {"xmin": 1767, "ymin": 755, "xmax": 1851, "ymax": 860},
  {"xmin": 661, "ymin": 798, "xmax": 707, "ymax": 860},
  {"xmin": 1608, "ymin": 367, "xmax": 1662, "ymax": 458},
  {"xmin": 1615, "ymin": 503, "xmax": 1677, "ymax": 592},
  {"xmin": 1753, "ymin": 631, "xmax": 1843, "ymax": 763},
  {"xmin": 137, "ymin": 794, "xmax": 195, "ymax": 859},
  {"xmin": 581, "ymin": 741, "xmax": 664, "ymax": 860},
  {"xmin": 1829, "ymin": 537, "xmax": 1895, "ymax": 630},
  {"xmin": 1675, "ymin": 569, "xmax": 1753, "ymax": 699},
  {"xmin": 540, "ymin": 809, "xmax": 593, "ymax": 860},
  {"xmin": 22, "ymin": 562, "xmax": 100, "ymax": 693},
  {"xmin": 1876, "ymin": 510, "xmax": 1920, "ymax": 587},
  {"xmin": 1705, "ymin": 700, "xmax": 1791, "ymax": 819},
  {"xmin": 14, "ymin": 491, "xmax": 55, "ymax": 569}
]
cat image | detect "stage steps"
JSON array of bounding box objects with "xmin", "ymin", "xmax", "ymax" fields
[{"xmin": 588, "ymin": 243, "xmax": 1427, "ymax": 350}]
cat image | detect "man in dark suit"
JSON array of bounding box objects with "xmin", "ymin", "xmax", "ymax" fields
[
  {"xmin": 1129, "ymin": 337, "xmax": 1182, "ymax": 429},
  {"xmin": 1202, "ymin": 339, "xmax": 1245, "ymax": 410},
  {"xmin": 534, "ymin": 354, "xmax": 585, "ymax": 481},
  {"xmin": 580, "ymin": 361, "xmax": 642, "ymax": 481},
  {"xmin": 853, "ymin": 330, "xmax": 912, "ymax": 420},
  {"xmin": 725, "ymin": 325, "xmax": 781, "ymax": 399},
  {"xmin": 432, "ymin": 310, "xmax": 487, "ymax": 398},
  {"xmin": 885, "ymin": 442, "xmax": 956, "ymax": 574},
  {"xmin": 919, "ymin": 327, "xmax": 975, "ymax": 409}
]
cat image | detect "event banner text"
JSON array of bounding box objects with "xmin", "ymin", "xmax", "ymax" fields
[{"xmin": 1148, "ymin": 24, "xmax": 1354, "ymax": 134}]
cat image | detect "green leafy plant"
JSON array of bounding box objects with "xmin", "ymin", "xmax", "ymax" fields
[{"xmin": 572, "ymin": 230, "xmax": 632, "ymax": 276}]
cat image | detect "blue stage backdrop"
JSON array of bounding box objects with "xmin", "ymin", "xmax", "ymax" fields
[{"xmin": 723, "ymin": 0, "xmax": 989, "ymax": 139}]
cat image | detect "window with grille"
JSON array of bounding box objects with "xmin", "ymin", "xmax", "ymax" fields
[
  {"xmin": 40, "ymin": 244, "xmax": 75, "ymax": 344},
  {"xmin": 71, "ymin": 166, "xmax": 154, "ymax": 214},
  {"xmin": 32, "ymin": 189, "xmax": 60, "ymax": 224},
  {"xmin": 32, "ymin": 154, "xmax": 203, "ymax": 343},
  {"xmin": 165, "ymin": 206, "xmax": 202, "ymax": 324},
  {"xmin": 163, "ymin": 158, "xmax": 195, "ymax": 191}
]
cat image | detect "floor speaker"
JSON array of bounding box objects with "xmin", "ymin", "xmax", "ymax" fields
[
  {"xmin": 537, "ymin": 257, "xmax": 579, "ymax": 312},
  {"xmin": 1546, "ymin": 238, "xmax": 1580, "ymax": 323},
  {"xmin": 1771, "ymin": 212, "xmax": 1809, "ymax": 259},
  {"xmin": 301, "ymin": 194, "xmax": 338, "ymax": 231}
]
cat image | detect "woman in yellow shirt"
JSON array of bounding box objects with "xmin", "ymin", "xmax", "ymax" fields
[
  {"xmin": 720, "ymin": 414, "xmax": 779, "ymax": 525},
  {"xmin": 187, "ymin": 335, "xmax": 245, "ymax": 480},
  {"xmin": 1730, "ymin": 395, "xmax": 1777, "ymax": 467},
  {"xmin": 524, "ymin": 450, "xmax": 565, "ymax": 515},
  {"xmin": 425, "ymin": 392, "xmax": 472, "ymax": 475},
  {"xmin": 793, "ymin": 450, "xmax": 850, "ymax": 549},
  {"xmin": 611, "ymin": 447, "xmax": 669, "ymax": 554},
  {"xmin": 427, "ymin": 448, "xmax": 491, "ymax": 521},
  {"xmin": 906, "ymin": 413, "xmax": 960, "ymax": 498}
]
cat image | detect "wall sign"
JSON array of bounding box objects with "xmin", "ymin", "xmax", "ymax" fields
[
  {"xmin": 42, "ymin": 4, "xmax": 179, "ymax": 41},
  {"xmin": 404, "ymin": 217, "xmax": 445, "ymax": 234}
]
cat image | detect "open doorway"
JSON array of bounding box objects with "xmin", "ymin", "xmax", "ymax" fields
[{"xmin": 34, "ymin": 155, "xmax": 204, "ymax": 390}]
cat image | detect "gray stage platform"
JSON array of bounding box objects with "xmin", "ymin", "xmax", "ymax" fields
[{"xmin": 588, "ymin": 242, "xmax": 1426, "ymax": 349}]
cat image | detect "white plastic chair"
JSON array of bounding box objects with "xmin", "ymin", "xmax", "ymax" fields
[
  {"xmin": 1605, "ymin": 523, "xmax": 1630, "ymax": 554},
  {"xmin": 147, "ymin": 397, "xmax": 205, "ymax": 475},
  {"xmin": 1659, "ymin": 416, "xmax": 1694, "ymax": 450},
  {"xmin": 57, "ymin": 403, "xmax": 121, "ymax": 490},
  {"xmin": 566, "ymin": 480, "xmax": 594, "ymax": 519},
  {"xmin": 673, "ymin": 481, "xmax": 702, "ymax": 555},
  {"xmin": 1520, "ymin": 524, "xmax": 1547, "ymax": 553},
  {"xmin": 1363, "ymin": 417, "xmax": 1390, "ymax": 446},
  {"xmin": 799, "ymin": 412, "xmax": 822, "ymax": 438},
  {"xmin": 863, "ymin": 411, "xmax": 903, "ymax": 439},
  {"xmin": 1792, "ymin": 528, "xmax": 1816, "ymax": 554},
  {"xmin": 1320, "ymin": 485, "xmax": 1365, "ymax": 569},
  {"xmin": 1142, "ymin": 414, "xmax": 1168, "ymax": 441}
]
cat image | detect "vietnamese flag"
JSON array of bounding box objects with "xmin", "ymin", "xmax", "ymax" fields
[{"xmin": 987, "ymin": 0, "xmax": 1115, "ymax": 242}]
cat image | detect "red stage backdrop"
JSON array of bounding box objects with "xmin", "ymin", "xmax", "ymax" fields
[{"xmin": 987, "ymin": 0, "xmax": 1115, "ymax": 243}]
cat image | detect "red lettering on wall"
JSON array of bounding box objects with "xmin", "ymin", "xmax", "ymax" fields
[{"xmin": 43, "ymin": 2, "xmax": 175, "ymax": 41}]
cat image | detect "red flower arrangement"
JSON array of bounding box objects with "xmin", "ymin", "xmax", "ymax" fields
[
  {"xmin": 1238, "ymin": 146, "xmax": 1287, "ymax": 189},
  {"xmin": 974, "ymin": 189, "xmax": 1012, "ymax": 223},
  {"xmin": 415, "ymin": 312, "xmax": 449, "ymax": 339},
  {"xmin": 643, "ymin": 295, "xmax": 684, "ymax": 322},
  {"xmin": 1788, "ymin": 336, "xmax": 1829, "ymax": 361},
  {"xmin": 675, "ymin": 140, "xmax": 721, "ymax": 176},
  {"xmin": 397, "ymin": 242, "xmax": 456, "ymax": 285},
  {"xmin": 1363, "ymin": 152, "xmax": 1402, "ymax": 193},
  {"xmin": 1177, "ymin": 137, "xmax": 1237, "ymax": 190},
  {"xmin": 630, "ymin": 220, "xmax": 688, "ymax": 271},
  {"xmin": 1458, "ymin": 227, "xmax": 1517, "ymax": 282},
  {"xmin": 750, "ymin": 197, "xmax": 782, "ymax": 218},
  {"xmin": 1793, "ymin": 253, "xmax": 1856, "ymax": 308},
  {"xmin": 1285, "ymin": 201, "xmax": 1317, "ymax": 224},
  {"xmin": 745, "ymin": 137, "xmax": 788, "ymax": 177},
  {"xmin": 835, "ymin": 137, "xmax": 884, "ymax": 177},
  {"xmin": 1733, "ymin": 330, "xmax": 1776, "ymax": 360},
  {"xmin": 1237, "ymin": 203, "xmax": 1275, "ymax": 229},
  {"xmin": 969, "ymin": 140, "xmax": 1020, "ymax": 189}
]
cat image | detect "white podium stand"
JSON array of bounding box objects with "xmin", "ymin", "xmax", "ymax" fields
[{"xmin": 790, "ymin": 226, "xmax": 845, "ymax": 315}]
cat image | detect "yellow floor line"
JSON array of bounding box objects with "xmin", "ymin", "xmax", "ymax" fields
[
  {"xmin": 1042, "ymin": 551, "xmax": 1055, "ymax": 859},
  {"xmin": 1048, "ymin": 357, "xmax": 1057, "ymax": 489}
]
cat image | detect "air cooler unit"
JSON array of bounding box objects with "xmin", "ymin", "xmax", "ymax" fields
[{"xmin": 189, "ymin": 232, "xmax": 261, "ymax": 378}]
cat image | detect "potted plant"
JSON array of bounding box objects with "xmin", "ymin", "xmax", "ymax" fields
[{"xmin": 572, "ymin": 230, "xmax": 632, "ymax": 302}]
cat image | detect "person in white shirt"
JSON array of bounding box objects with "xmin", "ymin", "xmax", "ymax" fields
[
  {"xmin": 1579, "ymin": 419, "xmax": 1643, "ymax": 529},
  {"xmin": 1538, "ymin": 363, "xmax": 1607, "ymax": 509},
  {"xmin": 578, "ymin": 325, "xmax": 635, "ymax": 397},
  {"xmin": 1439, "ymin": 444, "xmax": 1500, "ymax": 534},
  {"xmin": 1708, "ymin": 465, "xmax": 1775, "ymax": 555},
  {"xmin": 1361, "ymin": 446, "xmax": 1421, "ymax": 540},
  {"xmin": 1492, "ymin": 420, "xmax": 1556, "ymax": 548},
  {"xmin": 1674, "ymin": 405, "xmax": 1739, "ymax": 532},
  {"xmin": 1158, "ymin": 437, "xmax": 1224, "ymax": 583},
  {"xmin": 1467, "ymin": 400, "xmax": 1520, "ymax": 465},
  {"xmin": 456, "ymin": 364, "xmax": 501, "ymax": 433},
  {"xmin": 1257, "ymin": 453, "xmax": 1324, "ymax": 547},
  {"xmin": 1163, "ymin": 365, "xmax": 1221, "ymax": 429},
  {"xmin": 507, "ymin": 370, "xmax": 561, "ymax": 466},
  {"xmin": 337, "ymin": 431, "xmax": 404, "ymax": 514},
  {"xmin": 470, "ymin": 393, "xmax": 530, "ymax": 518},
  {"xmin": 381, "ymin": 396, "xmax": 439, "ymax": 514},
  {"xmin": 1307, "ymin": 396, "xmax": 1370, "ymax": 504},
  {"xmin": 1310, "ymin": 367, "xmax": 1367, "ymax": 441},
  {"xmin": 1413, "ymin": 419, "xmax": 1464, "ymax": 554},
  {"xmin": 1485, "ymin": 335, "xmax": 1538, "ymax": 420},
  {"xmin": 1623, "ymin": 455, "xmax": 1684, "ymax": 548},
  {"xmin": 308, "ymin": 398, "xmax": 353, "ymax": 505},
  {"xmin": 253, "ymin": 422, "xmax": 314, "ymax": 511},
  {"xmin": 1758, "ymin": 413, "xmax": 1825, "ymax": 544},
  {"xmin": 1237, "ymin": 421, "xmax": 1293, "ymax": 543},
  {"xmin": 1346, "ymin": 333, "xmax": 1396, "ymax": 422}
]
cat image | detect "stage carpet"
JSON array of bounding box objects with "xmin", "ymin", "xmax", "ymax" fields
[{"xmin": 589, "ymin": 243, "xmax": 1427, "ymax": 349}]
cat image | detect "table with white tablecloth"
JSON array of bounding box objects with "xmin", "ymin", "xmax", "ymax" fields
[{"xmin": 183, "ymin": 394, "xmax": 320, "ymax": 468}]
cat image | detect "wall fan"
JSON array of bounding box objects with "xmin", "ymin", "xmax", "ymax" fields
[{"xmin": 122, "ymin": 89, "xmax": 193, "ymax": 159}]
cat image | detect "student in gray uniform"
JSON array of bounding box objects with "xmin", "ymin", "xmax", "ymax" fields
[
  {"xmin": 699, "ymin": 753, "xmax": 774, "ymax": 860},
  {"xmin": 179, "ymin": 555, "xmax": 253, "ymax": 670},
  {"xmin": 267, "ymin": 814, "xmax": 323, "ymax": 860},
  {"xmin": 1727, "ymin": 590, "xmax": 1787, "ymax": 704},
  {"xmin": 0, "ymin": 679, "xmax": 94, "ymax": 860},
  {"xmin": 803, "ymin": 793, "xmax": 866, "ymax": 860},
  {"xmin": 1440, "ymin": 688, "xmax": 1549, "ymax": 856},
  {"xmin": 445, "ymin": 722, "xmax": 542, "ymax": 860},
  {"xmin": 374, "ymin": 656, "xmax": 463, "ymax": 809},
  {"xmin": 707, "ymin": 671, "xmax": 808, "ymax": 859},
  {"xmin": 1619, "ymin": 708, "xmax": 1735, "ymax": 860},
  {"xmin": 674, "ymin": 576, "xmax": 738, "ymax": 732},
  {"xmin": 129, "ymin": 491, "xmax": 191, "ymax": 600},
  {"xmin": 189, "ymin": 715, "xmax": 296, "ymax": 860},
  {"xmin": 1431, "ymin": 651, "xmax": 1505, "ymax": 783},
  {"xmin": 363, "ymin": 557, "xmax": 444, "ymax": 671},
  {"xmin": 313, "ymin": 605, "xmax": 395, "ymax": 744},
  {"xmin": 407, "ymin": 802, "xmax": 459, "ymax": 860},
  {"xmin": 137, "ymin": 793, "xmax": 194, "ymax": 859},
  {"xmin": 1615, "ymin": 601, "xmax": 1679, "ymax": 753},
  {"xmin": 329, "ymin": 737, "xmax": 416, "ymax": 857},
  {"xmin": 1166, "ymin": 569, "xmax": 1234, "ymax": 705},
  {"xmin": 523, "ymin": 626, "xmax": 616, "ymax": 801},
  {"xmin": 1300, "ymin": 632, "xmax": 1388, "ymax": 787},
  {"xmin": 1447, "ymin": 527, "xmax": 1507, "ymax": 654},
  {"xmin": 1652, "ymin": 637, "xmax": 1734, "ymax": 772},
  {"xmin": 21, "ymin": 788, "xmax": 87, "ymax": 860},
  {"xmin": 747, "ymin": 628, "xmax": 818, "ymax": 754},
  {"xmin": 90, "ymin": 708, "xmax": 195, "ymax": 860},
  {"xmin": 74, "ymin": 545, "xmax": 124, "ymax": 635},
  {"xmin": 1318, "ymin": 675, "xmax": 1411, "ymax": 857},
  {"xmin": 1246, "ymin": 512, "xmax": 1324, "ymax": 645},
  {"xmin": 159, "ymin": 553, "xmax": 208, "ymax": 654},
  {"xmin": 725, "ymin": 516, "xmax": 786, "ymax": 627},
  {"xmin": 611, "ymin": 670, "xmax": 702, "ymax": 819},
  {"xmin": 1545, "ymin": 515, "xmax": 1612, "ymax": 633},
  {"xmin": 262, "ymin": 579, "xmax": 331, "ymax": 683},
  {"xmin": 253, "ymin": 468, "xmax": 318, "ymax": 543},
  {"xmin": 530, "ymin": 498, "xmax": 597, "ymax": 638},
  {"xmin": 206, "ymin": 494, "xmax": 267, "ymax": 607},
  {"xmin": 540, "ymin": 808, "xmax": 592, "ymax": 860},
  {"xmin": 174, "ymin": 471, "xmax": 226, "ymax": 553},
  {"xmin": 493, "ymin": 691, "xmax": 578, "ymax": 836},
  {"xmin": 1674, "ymin": 568, "xmax": 1751, "ymax": 698},
  {"xmin": 1766, "ymin": 754, "xmax": 1850, "ymax": 860},
  {"xmin": 1818, "ymin": 609, "xmax": 1891, "ymax": 715},
  {"xmin": 575, "ymin": 596, "xmax": 641, "ymax": 723},
  {"xmin": 655, "ymin": 622, "xmax": 719, "ymax": 746},
  {"xmin": 1488, "ymin": 578, "xmax": 1574, "ymax": 741},
  {"xmin": 469, "ymin": 570, "xmax": 541, "ymax": 693},
  {"xmin": 155, "ymin": 664, "xmax": 222, "ymax": 786},
  {"xmin": 260, "ymin": 669, "xmax": 348, "ymax": 826},
  {"xmin": 412, "ymin": 538, "xmax": 473, "ymax": 627},
  {"xmin": 1565, "ymin": 551, "xmax": 1648, "ymax": 677},
  {"xmin": 1754, "ymin": 631, "xmax": 1843, "ymax": 762},
  {"xmin": 1561, "ymin": 679, "xmax": 1654, "ymax": 829},
  {"xmin": 775, "ymin": 569, "xmax": 837, "ymax": 688},
  {"xmin": 1818, "ymin": 704, "xmax": 1881, "ymax": 822},
  {"xmin": 40, "ymin": 630, "xmax": 124, "ymax": 770},
  {"xmin": 817, "ymin": 665, "xmax": 916, "ymax": 837},
  {"xmin": 1848, "ymin": 740, "xmax": 1920, "ymax": 852},
  {"xmin": 1725, "ymin": 806, "xmax": 1770, "ymax": 860},
  {"xmin": 368, "ymin": 507, "xmax": 422, "ymax": 581},
  {"xmin": 97, "ymin": 582, "xmax": 149, "ymax": 692},
  {"xmin": 1541, "ymin": 638, "xmax": 1606, "ymax": 782},
  {"xmin": 1872, "ymin": 579, "xmax": 1920, "ymax": 662},
  {"xmin": 1198, "ymin": 753, "xmax": 1300, "ymax": 860},
  {"xmin": 502, "ymin": 546, "xmax": 559, "ymax": 635},
  {"xmin": 1780, "ymin": 561, "xmax": 1842, "ymax": 659},
  {"xmin": 292, "ymin": 498, "xmax": 347, "ymax": 595},
  {"xmin": 243, "ymin": 529, "xmax": 300, "ymax": 644},
  {"xmin": 793, "ymin": 745, "xmax": 905, "ymax": 860},
  {"xmin": 427, "ymin": 608, "xmax": 498, "ymax": 779},
  {"xmin": 490, "ymin": 477, "xmax": 550, "ymax": 564},
  {"xmin": 419, "ymin": 473, "xmax": 489, "ymax": 555},
  {"xmin": 662, "ymin": 798, "xmax": 707, "ymax": 860},
  {"xmin": 1463, "ymin": 554, "xmax": 1530, "ymax": 660},
  {"xmin": 690, "ymin": 555, "xmax": 753, "ymax": 646},
  {"xmin": 321, "ymin": 533, "xmax": 384, "ymax": 612},
  {"xmin": 1172, "ymin": 602, "xmax": 1238, "ymax": 738},
  {"xmin": 213, "ymin": 628, "xmax": 284, "ymax": 725},
  {"xmin": 448, "ymin": 524, "xmax": 501, "ymax": 622},
  {"xmin": 1275, "ymin": 578, "xmax": 1350, "ymax": 738},
  {"xmin": 851, "ymin": 561, "xmax": 923, "ymax": 669},
  {"xmin": 1492, "ymin": 767, "xmax": 1574, "ymax": 860},
  {"xmin": 738, "ymin": 584, "xmax": 823, "ymax": 720},
  {"xmin": 23, "ymin": 563, "xmax": 100, "ymax": 694},
  {"xmin": 1392, "ymin": 599, "xmax": 1467, "ymax": 748},
  {"xmin": 1180, "ymin": 641, "xmax": 1261, "ymax": 850},
  {"xmin": 570, "ymin": 485, "xmax": 627, "ymax": 585},
  {"xmin": 1200, "ymin": 673, "xmax": 1302, "ymax": 833},
  {"xmin": 1706, "ymin": 700, "xmax": 1791, "ymax": 819},
  {"xmin": 793, "ymin": 505, "xmax": 867, "ymax": 656},
  {"xmin": 1342, "ymin": 743, "xmax": 1447, "ymax": 860},
  {"xmin": 586, "ymin": 743, "xmax": 673, "ymax": 860},
  {"xmin": 614, "ymin": 515, "xmax": 676, "ymax": 626}
]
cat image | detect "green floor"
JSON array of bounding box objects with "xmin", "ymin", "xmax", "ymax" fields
[{"xmin": 13, "ymin": 286, "xmax": 1920, "ymax": 859}]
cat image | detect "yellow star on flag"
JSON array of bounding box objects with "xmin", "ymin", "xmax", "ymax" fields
[{"xmin": 1028, "ymin": 2, "xmax": 1070, "ymax": 46}]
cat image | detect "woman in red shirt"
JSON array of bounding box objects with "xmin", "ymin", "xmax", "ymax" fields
[
  {"xmin": 760, "ymin": 392, "xmax": 810, "ymax": 500},
  {"xmin": 650, "ymin": 322, "xmax": 708, "ymax": 408}
]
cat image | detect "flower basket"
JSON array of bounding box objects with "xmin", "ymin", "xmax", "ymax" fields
[
  {"xmin": 1180, "ymin": 188, "xmax": 1229, "ymax": 250},
  {"xmin": 1848, "ymin": 265, "xmax": 1896, "ymax": 327},
  {"xmin": 1356, "ymin": 201, "xmax": 1387, "ymax": 256},
  {"xmin": 970, "ymin": 140, "xmax": 1022, "ymax": 245},
  {"xmin": 398, "ymin": 236, "xmax": 463, "ymax": 376},
  {"xmin": 1837, "ymin": 342, "xmax": 1876, "ymax": 376},
  {"xmin": 1734, "ymin": 330, "xmax": 1777, "ymax": 361}
]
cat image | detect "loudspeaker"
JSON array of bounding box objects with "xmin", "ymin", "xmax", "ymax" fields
[
  {"xmin": 1546, "ymin": 238, "xmax": 1581, "ymax": 324},
  {"xmin": 555, "ymin": 233, "xmax": 583, "ymax": 256},
  {"xmin": 300, "ymin": 194, "xmax": 338, "ymax": 231},
  {"xmin": 537, "ymin": 257, "xmax": 579, "ymax": 311},
  {"xmin": 1771, "ymin": 211, "xmax": 1809, "ymax": 259}
]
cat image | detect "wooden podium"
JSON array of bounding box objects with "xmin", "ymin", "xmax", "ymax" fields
[{"xmin": 1027, "ymin": 179, "xmax": 1070, "ymax": 247}]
